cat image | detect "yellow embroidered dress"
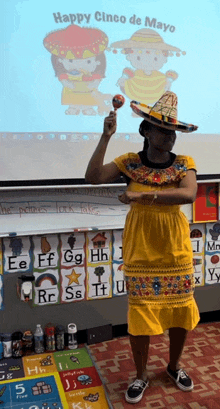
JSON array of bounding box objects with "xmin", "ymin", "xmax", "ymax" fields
[{"xmin": 113, "ymin": 151, "xmax": 200, "ymax": 336}]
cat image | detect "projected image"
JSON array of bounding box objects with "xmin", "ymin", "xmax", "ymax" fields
[
  {"xmin": 43, "ymin": 24, "xmax": 112, "ymax": 116},
  {"xmin": 111, "ymin": 28, "xmax": 182, "ymax": 109},
  {"xmin": 43, "ymin": 25, "xmax": 183, "ymax": 116},
  {"xmin": 1, "ymin": 0, "xmax": 219, "ymax": 183}
]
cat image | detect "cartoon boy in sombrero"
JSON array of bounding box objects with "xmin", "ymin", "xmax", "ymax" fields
[
  {"xmin": 44, "ymin": 25, "xmax": 112, "ymax": 116},
  {"xmin": 111, "ymin": 29, "xmax": 185, "ymax": 110}
]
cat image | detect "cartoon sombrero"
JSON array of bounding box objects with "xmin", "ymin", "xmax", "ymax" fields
[
  {"xmin": 130, "ymin": 92, "xmax": 198, "ymax": 133},
  {"xmin": 43, "ymin": 25, "xmax": 108, "ymax": 59},
  {"xmin": 111, "ymin": 29, "xmax": 185, "ymax": 56}
]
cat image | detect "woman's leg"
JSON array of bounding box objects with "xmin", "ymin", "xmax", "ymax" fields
[
  {"xmin": 168, "ymin": 327, "xmax": 188, "ymax": 371},
  {"xmin": 129, "ymin": 334, "xmax": 150, "ymax": 381}
]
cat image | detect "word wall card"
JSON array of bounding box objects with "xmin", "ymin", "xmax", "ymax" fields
[
  {"xmin": 112, "ymin": 229, "xmax": 127, "ymax": 296},
  {"xmin": 190, "ymin": 223, "xmax": 205, "ymax": 286},
  {"xmin": 33, "ymin": 234, "xmax": 60, "ymax": 306},
  {"xmin": 86, "ymin": 231, "xmax": 112, "ymax": 300},
  {"xmin": 60, "ymin": 233, "xmax": 86, "ymax": 303}
]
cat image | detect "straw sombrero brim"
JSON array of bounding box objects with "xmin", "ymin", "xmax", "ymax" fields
[
  {"xmin": 130, "ymin": 101, "xmax": 198, "ymax": 133},
  {"xmin": 111, "ymin": 39, "xmax": 181, "ymax": 51}
]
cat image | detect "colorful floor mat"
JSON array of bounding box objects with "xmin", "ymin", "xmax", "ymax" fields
[
  {"xmin": 88, "ymin": 322, "xmax": 220, "ymax": 409},
  {"xmin": 0, "ymin": 346, "xmax": 110, "ymax": 408}
]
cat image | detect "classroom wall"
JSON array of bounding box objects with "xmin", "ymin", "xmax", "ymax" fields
[
  {"xmin": 1, "ymin": 272, "xmax": 220, "ymax": 334},
  {"xmin": 1, "ymin": 185, "xmax": 220, "ymax": 335}
]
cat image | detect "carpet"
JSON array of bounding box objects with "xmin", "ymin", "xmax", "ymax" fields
[{"xmin": 88, "ymin": 322, "xmax": 220, "ymax": 409}]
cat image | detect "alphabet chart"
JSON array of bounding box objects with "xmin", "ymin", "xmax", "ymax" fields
[
  {"xmin": 0, "ymin": 347, "xmax": 110, "ymax": 408},
  {"xmin": 2, "ymin": 224, "xmax": 215, "ymax": 309},
  {"xmin": 205, "ymin": 222, "xmax": 220, "ymax": 285},
  {"xmin": 190, "ymin": 224, "xmax": 205, "ymax": 286}
]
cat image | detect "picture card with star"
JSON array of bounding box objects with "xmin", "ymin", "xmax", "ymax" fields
[{"xmin": 60, "ymin": 266, "xmax": 86, "ymax": 303}]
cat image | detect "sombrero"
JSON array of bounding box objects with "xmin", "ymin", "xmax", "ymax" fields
[
  {"xmin": 111, "ymin": 29, "xmax": 185, "ymax": 56},
  {"xmin": 130, "ymin": 92, "xmax": 198, "ymax": 133},
  {"xmin": 44, "ymin": 25, "xmax": 108, "ymax": 60}
]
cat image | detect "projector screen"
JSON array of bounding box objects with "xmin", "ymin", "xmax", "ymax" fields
[{"xmin": 1, "ymin": 0, "xmax": 220, "ymax": 185}]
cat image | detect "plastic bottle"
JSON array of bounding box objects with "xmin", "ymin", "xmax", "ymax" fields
[
  {"xmin": 22, "ymin": 330, "xmax": 34, "ymax": 355},
  {"xmin": 2, "ymin": 333, "xmax": 12, "ymax": 358},
  {"xmin": 12, "ymin": 331, "xmax": 23, "ymax": 358},
  {"xmin": 34, "ymin": 325, "xmax": 45, "ymax": 354},
  {"xmin": 45, "ymin": 323, "xmax": 55, "ymax": 352},
  {"xmin": 55, "ymin": 325, "xmax": 65, "ymax": 351},
  {"xmin": 68, "ymin": 323, "xmax": 78, "ymax": 349}
]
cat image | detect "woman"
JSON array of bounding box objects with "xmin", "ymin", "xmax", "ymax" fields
[{"xmin": 85, "ymin": 91, "xmax": 200, "ymax": 404}]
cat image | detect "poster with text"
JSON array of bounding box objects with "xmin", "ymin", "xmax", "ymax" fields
[
  {"xmin": 60, "ymin": 232, "xmax": 86, "ymax": 269},
  {"xmin": 60, "ymin": 266, "xmax": 86, "ymax": 303},
  {"xmin": 33, "ymin": 234, "xmax": 60, "ymax": 271},
  {"xmin": 205, "ymin": 223, "xmax": 220, "ymax": 285},
  {"xmin": 190, "ymin": 223, "xmax": 205, "ymax": 286},
  {"xmin": 193, "ymin": 183, "xmax": 218, "ymax": 223},
  {"xmin": 112, "ymin": 229, "xmax": 126, "ymax": 296},
  {"xmin": 3, "ymin": 236, "xmax": 33, "ymax": 274},
  {"xmin": 33, "ymin": 268, "xmax": 60, "ymax": 306},
  {"xmin": 86, "ymin": 231, "xmax": 112, "ymax": 300}
]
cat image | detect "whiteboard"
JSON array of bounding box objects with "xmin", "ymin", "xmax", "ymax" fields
[{"xmin": 0, "ymin": 186, "xmax": 192, "ymax": 237}]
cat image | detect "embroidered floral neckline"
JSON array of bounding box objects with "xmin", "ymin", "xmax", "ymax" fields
[{"xmin": 122, "ymin": 153, "xmax": 188, "ymax": 186}]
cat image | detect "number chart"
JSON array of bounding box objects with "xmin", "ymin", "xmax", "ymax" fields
[{"xmin": 0, "ymin": 347, "xmax": 110, "ymax": 409}]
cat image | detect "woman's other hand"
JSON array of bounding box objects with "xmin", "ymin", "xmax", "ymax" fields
[
  {"xmin": 103, "ymin": 111, "xmax": 117, "ymax": 138},
  {"xmin": 118, "ymin": 191, "xmax": 140, "ymax": 204}
]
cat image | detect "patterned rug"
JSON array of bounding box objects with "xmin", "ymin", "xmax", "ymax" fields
[{"xmin": 88, "ymin": 322, "xmax": 220, "ymax": 409}]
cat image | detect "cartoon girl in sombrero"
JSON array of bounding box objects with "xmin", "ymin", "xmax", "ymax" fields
[
  {"xmin": 43, "ymin": 25, "xmax": 112, "ymax": 115},
  {"xmin": 111, "ymin": 29, "xmax": 185, "ymax": 110}
]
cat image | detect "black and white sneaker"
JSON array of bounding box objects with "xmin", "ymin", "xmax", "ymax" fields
[
  {"xmin": 125, "ymin": 379, "xmax": 149, "ymax": 403},
  {"xmin": 166, "ymin": 364, "xmax": 194, "ymax": 391}
]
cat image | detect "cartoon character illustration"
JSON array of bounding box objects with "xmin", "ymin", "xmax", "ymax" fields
[
  {"xmin": 43, "ymin": 25, "xmax": 112, "ymax": 115},
  {"xmin": 111, "ymin": 28, "xmax": 185, "ymax": 109},
  {"xmin": 9, "ymin": 238, "xmax": 23, "ymax": 256}
]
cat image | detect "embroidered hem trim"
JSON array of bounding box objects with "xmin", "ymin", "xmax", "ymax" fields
[
  {"xmin": 124, "ymin": 262, "xmax": 193, "ymax": 275},
  {"xmin": 128, "ymin": 294, "xmax": 195, "ymax": 306},
  {"xmin": 125, "ymin": 273, "xmax": 195, "ymax": 304}
]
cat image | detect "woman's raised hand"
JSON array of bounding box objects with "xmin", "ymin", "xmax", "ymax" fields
[{"xmin": 103, "ymin": 111, "xmax": 117, "ymax": 138}]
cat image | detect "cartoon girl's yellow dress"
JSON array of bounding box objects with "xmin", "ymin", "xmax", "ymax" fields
[{"xmin": 113, "ymin": 151, "xmax": 200, "ymax": 336}]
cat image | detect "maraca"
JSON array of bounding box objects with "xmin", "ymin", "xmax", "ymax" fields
[{"xmin": 112, "ymin": 94, "xmax": 125, "ymax": 111}]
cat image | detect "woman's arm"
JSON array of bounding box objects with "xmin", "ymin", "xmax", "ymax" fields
[
  {"xmin": 85, "ymin": 111, "xmax": 121, "ymax": 184},
  {"xmin": 119, "ymin": 170, "xmax": 198, "ymax": 205}
]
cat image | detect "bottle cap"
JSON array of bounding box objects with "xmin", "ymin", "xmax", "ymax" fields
[
  {"xmin": 56, "ymin": 325, "xmax": 65, "ymax": 334},
  {"xmin": 45, "ymin": 323, "xmax": 55, "ymax": 336},
  {"xmin": 68, "ymin": 323, "xmax": 77, "ymax": 334},
  {"xmin": 22, "ymin": 330, "xmax": 33, "ymax": 340},
  {"xmin": 2, "ymin": 333, "xmax": 11, "ymax": 341},
  {"xmin": 12, "ymin": 331, "xmax": 23, "ymax": 340}
]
